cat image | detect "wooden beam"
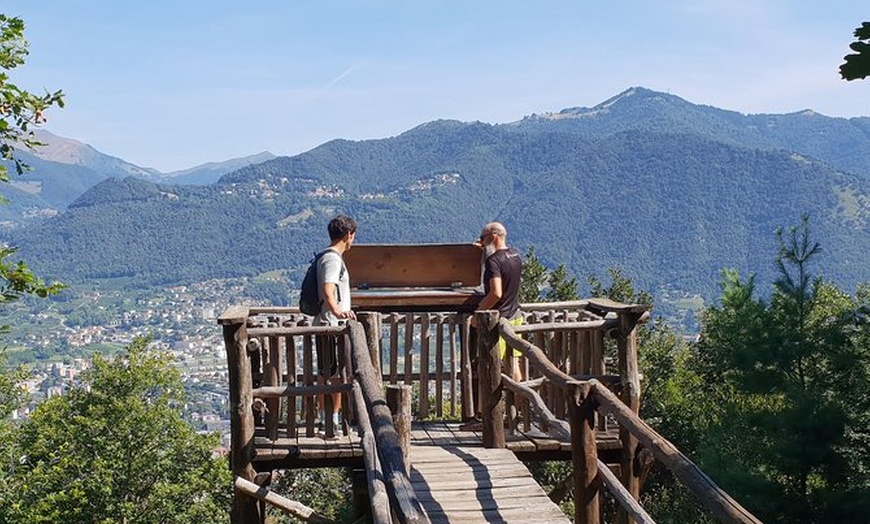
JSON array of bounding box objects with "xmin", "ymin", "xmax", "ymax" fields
[
  {"xmin": 347, "ymin": 321, "xmax": 429, "ymax": 524},
  {"xmin": 477, "ymin": 310, "xmax": 505, "ymax": 449},
  {"xmin": 234, "ymin": 477, "xmax": 336, "ymax": 524},
  {"xmin": 590, "ymin": 381, "xmax": 763, "ymax": 524},
  {"xmin": 585, "ymin": 298, "xmax": 649, "ymax": 316},
  {"xmin": 596, "ymin": 459, "xmax": 656, "ymax": 524},
  {"xmin": 616, "ymin": 312, "xmax": 642, "ymax": 524},
  {"xmin": 387, "ymin": 384, "xmax": 412, "ymax": 474},
  {"xmin": 358, "ymin": 312, "xmax": 383, "ymax": 378},
  {"xmin": 568, "ymin": 382, "xmax": 599, "ymax": 524},
  {"xmin": 222, "ymin": 316, "xmax": 261, "ymax": 524},
  {"xmin": 247, "ymin": 325, "xmax": 346, "ymax": 337},
  {"xmin": 352, "ymin": 383, "xmax": 392, "ymax": 524},
  {"xmin": 511, "ymin": 318, "xmax": 614, "ymax": 334},
  {"xmin": 252, "ymin": 383, "xmax": 353, "ymax": 398},
  {"xmin": 219, "ymin": 306, "xmax": 250, "ymax": 325}
]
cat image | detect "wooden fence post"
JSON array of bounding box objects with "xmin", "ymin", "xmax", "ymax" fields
[
  {"xmin": 264, "ymin": 335, "xmax": 280, "ymax": 441},
  {"xmin": 477, "ymin": 310, "xmax": 505, "ymax": 449},
  {"xmin": 219, "ymin": 306, "xmax": 262, "ymax": 524},
  {"xmin": 459, "ymin": 314, "xmax": 475, "ymax": 420},
  {"xmin": 359, "ymin": 312, "xmax": 382, "ymax": 378},
  {"xmin": 568, "ymin": 381, "xmax": 599, "ymax": 524},
  {"xmin": 387, "ymin": 384, "xmax": 412, "ymax": 474},
  {"xmin": 616, "ymin": 311, "xmax": 643, "ymax": 524}
]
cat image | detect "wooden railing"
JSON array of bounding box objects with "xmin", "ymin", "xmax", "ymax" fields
[
  {"xmin": 357, "ymin": 300, "xmax": 624, "ymax": 423},
  {"xmin": 220, "ymin": 307, "xmax": 427, "ymax": 524},
  {"xmin": 222, "ymin": 300, "xmax": 760, "ymax": 524},
  {"xmin": 494, "ymin": 315, "xmax": 763, "ymax": 524}
]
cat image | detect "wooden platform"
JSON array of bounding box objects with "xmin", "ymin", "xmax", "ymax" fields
[
  {"xmin": 412, "ymin": 420, "xmax": 622, "ymax": 457},
  {"xmin": 252, "ymin": 427, "xmax": 364, "ymax": 470},
  {"xmin": 410, "ymin": 424, "xmax": 571, "ymax": 523},
  {"xmin": 252, "ymin": 420, "xmax": 623, "ymax": 471}
]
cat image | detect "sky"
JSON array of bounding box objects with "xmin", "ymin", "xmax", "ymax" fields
[{"xmin": 5, "ymin": 1, "xmax": 870, "ymax": 173}]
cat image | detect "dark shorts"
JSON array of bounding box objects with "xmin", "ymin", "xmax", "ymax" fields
[{"xmin": 316, "ymin": 334, "xmax": 346, "ymax": 378}]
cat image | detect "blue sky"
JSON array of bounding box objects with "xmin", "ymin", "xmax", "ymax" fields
[{"xmin": 6, "ymin": 1, "xmax": 870, "ymax": 172}]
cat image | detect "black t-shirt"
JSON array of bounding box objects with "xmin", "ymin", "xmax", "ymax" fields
[{"xmin": 483, "ymin": 247, "xmax": 522, "ymax": 319}]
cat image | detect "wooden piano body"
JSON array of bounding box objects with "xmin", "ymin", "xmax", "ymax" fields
[{"xmin": 344, "ymin": 243, "xmax": 485, "ymax": 312}]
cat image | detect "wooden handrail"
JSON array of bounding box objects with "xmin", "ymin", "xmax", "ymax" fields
[
  {"xmin": 347, "ymin": 320, "xmax": 430, "ymax": 524},
  {"xmin": 352, "ymin": 382, "xmax": 391, "ymax": 524},
  {"xmin": 511, "ymin": 318, "xmax": 615, "ymax": 334},
  {"xmin": 501, "ymin": 373, "xmax": 570, "ymax": 440},
  {"xmin": 498, "ymin": 318, "xmax": 762, "ymax": 524},
  {"xmin": 234, "ymin": 477, "xmax": 336, "ymax": 524},
  {"xmin": 589, "ymin": 380, "xmax": 763, "ymax": 524},
  {"xmin": 595, "ymin": 459, "xmax": 656, "ymax": 524},
  {"xmin": 252, "ymin": 383, "xmax": 353, "ymax": 399},
  {"xmin": 247, "ymin": 325, "xmax": 346, "ymax": 337}
]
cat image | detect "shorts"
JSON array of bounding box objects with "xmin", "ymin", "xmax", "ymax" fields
[
  {"xmin": 315, "ymin": 334, "xmax": 342, "ymax": 378},
  {"xmin": 498, "ymin": 316, "xmax": 525, "ymax": 359}
]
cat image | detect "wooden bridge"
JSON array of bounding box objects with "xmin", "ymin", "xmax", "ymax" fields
[{"xmin": 219, "ymin": 299, "xmax": 763, "ymax": 524}]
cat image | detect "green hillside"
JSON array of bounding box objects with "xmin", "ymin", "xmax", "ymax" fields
[{"xmin": 13, "ymin": 120, "xmax": 870, "ymax": 301}]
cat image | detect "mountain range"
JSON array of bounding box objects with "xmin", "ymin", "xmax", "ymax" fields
[
  {"xmin": 7, "ymin": 87, "xmax": 870, "ymax": 306},
  {"xmin": 0, "ymin": 131, "xmax": 275, "ymax": 229}
]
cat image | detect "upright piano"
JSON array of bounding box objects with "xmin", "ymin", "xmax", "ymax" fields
[{"xmin": 345, "ymin": 243, "xmax": 485, "ymax": 312}]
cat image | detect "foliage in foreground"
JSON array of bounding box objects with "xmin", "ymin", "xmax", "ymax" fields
[
  {"xmin": 268, "ymin": 467, "xmax": 355, "ymax": 524},
  {"xmin": 0, "ymin": 337, "xmax": 232, "ymax": 524},
  {"xmin": 841, "ymin": 21, "xmax": 870, "ymax": 80},
  {"xmin": 0, "ymin": 14, "xmax": 65, "ymax": 332},
  {"xmin": 693, "ymin": 217, "xmax": 870, "ymax": 523}
]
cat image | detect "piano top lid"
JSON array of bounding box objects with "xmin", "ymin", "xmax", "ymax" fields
[{"xmin": 343, "ymin": 243, "xmax": 483, "ymax": 289}]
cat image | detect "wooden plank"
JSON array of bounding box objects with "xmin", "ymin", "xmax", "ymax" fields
[
  {"xmin": 435, "ymin": 315, "xmax": 444, "ymax": 418},
  {"xmin": 448, "ymin": 319, "xmax": 457, "ymax": 418},
  {"xmin": 415, "ymin": 423, "xmax": 463, "ymax": 448},
  {"xmin": 420, "ymin": 313, "xmax": 431, "ymax": 418},
  {"xmin": 389, "ymin": 313, "xmax": 399, "ymax": 384},
  {"xmin": 404, "ymin": 313, "xmax": 414, "ymax": 386},
  {"xmin": 410, "ymin": 443, "xmax": 570, "ymax": 524},
  {"xmin": 412, "ymin": 494, "xmax": 558, "ymax": 511},
  {"xmin": 410, "ymin": 476, "xmax": 536, "ymax": 491},
  {"xmin": 422, "ymin": 506, "xmax": 569, "ymax": 524}
]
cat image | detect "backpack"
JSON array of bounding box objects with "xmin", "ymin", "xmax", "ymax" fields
[{"xmin": 298, "ymin": 250, "xmax": 346, "ymax": 316}]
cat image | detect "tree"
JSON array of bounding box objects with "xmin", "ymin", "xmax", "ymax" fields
[
  {"xmin": 1, "ymin": 337, "xmax": 232, "ymax": 523},
  {"xmin": 519, "ymin": 246, "xmax": 583, "ymax": 303},
  {"xmin": 545, "ymin": 264, "xmax": 579, "ymax": 301},
  {"xmin": 693, "ymin": 217, "xmax": 870, "ymax": 523},
  {"xmin": 0, "ymin": 14, "xmax": 65, "ymax": 326},
  {"xmin": 519, "ymin": 247, "xmax": 548, "ymax": 303},
  {"xmin": 0, "ymin": 15, "xmax": 64, "ymax": 181},
  {"xmin": 588, "ymin": 267, "xmax": 653, "ymax": 306},
  {"xmin": 840, "ymin": 22, "xmax": 870, "ymax": 81},
  {"xmin": 0, "ymin": 352, "xmax": 27, "ymax": 508}
]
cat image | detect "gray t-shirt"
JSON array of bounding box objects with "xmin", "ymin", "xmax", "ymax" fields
[{"xmin": 314, "ymin": 249, "xmax": 351, "ymax": 326}]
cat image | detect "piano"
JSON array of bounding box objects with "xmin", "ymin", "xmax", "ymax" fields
[{"xmin": 345, "ymin": 243, "xmax": 485, "ymax": 312}]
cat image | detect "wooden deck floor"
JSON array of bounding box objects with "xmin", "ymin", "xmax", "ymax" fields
[
  {"xmin": 252, "ymin": 420, "xmax": 621, "ymax": 470},
  {"xmin": 410, "ymin": 422, "xmax": 571, "ymax": 523}
]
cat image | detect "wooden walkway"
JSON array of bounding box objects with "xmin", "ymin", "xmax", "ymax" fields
[{"xmin": 410, "ymin": 422, "xmax": 571, "ymax": 524}]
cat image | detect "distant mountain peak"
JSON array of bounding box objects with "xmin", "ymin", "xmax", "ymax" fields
[
  {"xmin": 30, "ymin": 130, "xmax": 162, "ymax": 179},
  {"xmin": 164, "ymin": 151, "xmax": 276, "ymax": 178},
  {"xmin": 29, "ymin": 130, "xmax": 93, "ymax": 165},
  {"xmin": 519, "ymin": 87, "xmax": 690, "ymax": 122}
]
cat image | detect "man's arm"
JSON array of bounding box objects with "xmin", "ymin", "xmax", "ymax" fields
[
  {"xmin": 322, "ymin": 282, "xmax": 355, "ymax": 320},
  {"xmin": 471, "ymin": 276, "xmax": 502, "ymax": 327}
]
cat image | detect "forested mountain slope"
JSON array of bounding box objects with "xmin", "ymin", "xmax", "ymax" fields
[{"xmin": 14, "ymin": 119, "xmax": 870, "ymax": 300}]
